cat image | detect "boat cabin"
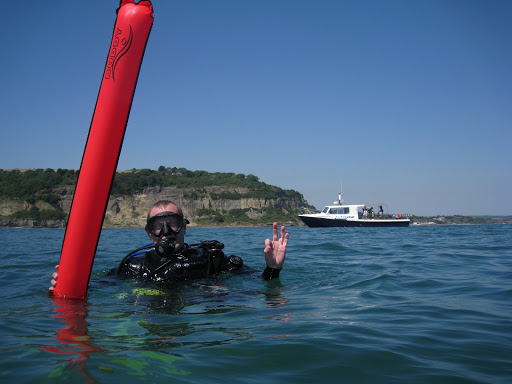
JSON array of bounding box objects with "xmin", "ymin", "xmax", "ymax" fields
[
  {"xmin": 322, "ymin": 204, "xmax": 363, "ymax": 219},
  {"xmin": 322, "ymin": 204, "xmax": 385, "ymax": 220}
]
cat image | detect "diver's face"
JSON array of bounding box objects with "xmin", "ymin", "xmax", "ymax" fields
[{"xmin": 146, "ymin": 204, "xmax": 186, "ymax": 251}]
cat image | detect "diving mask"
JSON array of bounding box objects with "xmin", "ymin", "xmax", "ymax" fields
[
  {"xmin": 146, "ymin": 211, "xmax": 188, "ymax": 238},
  {"xmin": 146, "ymin": 211, "xmax": 189, "ymax": 256}
]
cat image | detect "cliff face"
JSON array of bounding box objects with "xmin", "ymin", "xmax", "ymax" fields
[
  {"xmin": 1, "ymin": 185, "xmax": 308, "ymax": 228},
  {"xmin": 104, "ymin": 185, "xmax": 306, "ymax": 227},
  {"xmin": 0, "ymin": 186, "xmax": 73, "ymax": 228}
]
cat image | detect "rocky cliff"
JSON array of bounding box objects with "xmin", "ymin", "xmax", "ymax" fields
[{"xmin": 1, "ymin": 185, "xmax": 310, "ymax": 228}]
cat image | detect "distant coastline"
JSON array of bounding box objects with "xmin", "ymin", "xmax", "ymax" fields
[
  {"xmin": 2, "ymin": 216, "xmax": 511, "ymax": 229},
  {"xmin": 409, "ymin": 215, "xmax": 512, "ymax": 226},
  {"xmin": 1, "ymin": 168, "xmax": 510, "ymax": 229}
]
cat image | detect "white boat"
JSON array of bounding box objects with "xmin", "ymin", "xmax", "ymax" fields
[{"xmin": 299, "ymin": 196, "xmax": 410, "ymax": 228}]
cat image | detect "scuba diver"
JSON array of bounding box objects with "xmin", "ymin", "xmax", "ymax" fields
[{"xmin": 50, "ymin": 200, "xmax": 289, "ymax": 290}]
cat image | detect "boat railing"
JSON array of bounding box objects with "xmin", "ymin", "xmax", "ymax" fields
[{"xmin": 359, "ymin": 211, "xmax": 409, "ymax": 220}]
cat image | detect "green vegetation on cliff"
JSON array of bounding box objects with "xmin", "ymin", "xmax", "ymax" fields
[
  {"xmin": 0, "ymin": 168, "xmax": 78, "ymax": 202},
  {"xmin": 112, "ymin": 166, "xmax": 302, "ymax": 200},
  {"xmin": 0, "ymin": 167, "xmax": 303, "ymax": 201}
]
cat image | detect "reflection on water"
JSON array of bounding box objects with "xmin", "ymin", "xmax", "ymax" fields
[
  {"xmin": 38, "ymin": 275, "xmax": 289, "ymax": 382},
  {"xmin": 39, "ymin": 298, "xmax": 104, "ymax": 383}
]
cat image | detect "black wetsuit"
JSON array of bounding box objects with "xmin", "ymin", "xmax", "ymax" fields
[{"xmin": 109, "ymin": 240, "xmax": 281, "ymax": 282}]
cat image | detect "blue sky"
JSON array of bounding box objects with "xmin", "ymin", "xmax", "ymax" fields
[{"xmin": 1, "ymin": 0, "xmax": 511, "ymax": 216}]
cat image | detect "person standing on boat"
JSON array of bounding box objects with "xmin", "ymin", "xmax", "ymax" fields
[{"xmin": 50, "ymin": 200, "xmax": 289, "ymax": 290}]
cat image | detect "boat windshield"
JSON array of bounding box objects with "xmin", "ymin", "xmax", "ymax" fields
[
  {"xmin": 329, "ymin": 207, "xmax": 350, "ymax": 214},
  {"xmin": 322, "ymin": 207, "xmax": 329, "ymax": 214}
]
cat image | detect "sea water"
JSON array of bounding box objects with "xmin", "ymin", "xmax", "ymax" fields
[{"xmin": 0, "ymin": 225, "xmax": 511, "ymax": 383}]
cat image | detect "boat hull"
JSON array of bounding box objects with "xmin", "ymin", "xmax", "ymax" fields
[{"xmin": 299, "ymin": 215, "xmax": 410, "ymax": 228}]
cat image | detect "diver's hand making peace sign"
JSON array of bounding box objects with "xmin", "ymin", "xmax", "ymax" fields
[{"xmin": 264, "ymin": 222, "xmax": 289, "ymax": 269}]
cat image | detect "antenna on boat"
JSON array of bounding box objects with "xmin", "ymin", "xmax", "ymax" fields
[{"xmin": 338, "ymin": 179, "xmax": 343, "ymax": 205}]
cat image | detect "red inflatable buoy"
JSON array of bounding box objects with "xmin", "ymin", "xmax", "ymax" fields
[{"xmin": 53, "ymin": 0, "xmax": 153, "ymax": 299}]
